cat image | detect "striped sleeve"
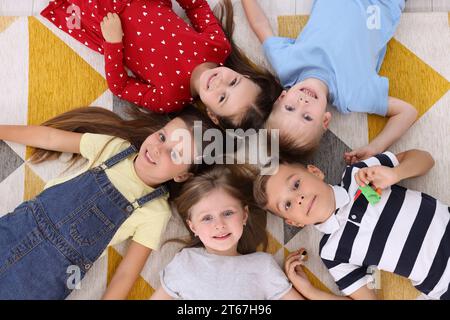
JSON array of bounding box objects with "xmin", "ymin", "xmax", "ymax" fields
[
  {"xmin": 322, "ymin": 258, "xmax": 371, "ymax": 296},
  {"xmin": 355, "ymin": 151, "xmax": 399, "ymax": 169},
  {"xmin": 340, "ymin": 151, "xmax": 400, "ymax": 191}
]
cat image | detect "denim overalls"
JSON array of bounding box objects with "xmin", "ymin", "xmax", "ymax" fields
[{"xmin": 0, "ymin": 145, "xmax": 168, "ymax": 299}]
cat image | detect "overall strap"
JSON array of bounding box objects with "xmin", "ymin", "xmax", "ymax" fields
[
  {"xmin": 95, "ymin": 145, "xmax": 138, "ymax": 171},
  {"xmin": 126, "ymin": 184, "xmax": 170, "ymax": 212}
]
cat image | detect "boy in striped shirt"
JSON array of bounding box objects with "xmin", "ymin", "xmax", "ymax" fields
[{"xmin": 254, "ymin": 150, "xmax": 450, "ymax": 299}]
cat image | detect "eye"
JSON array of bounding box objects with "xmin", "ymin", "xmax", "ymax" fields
[
  {"xmin": 170, "ymin": 149, "xmax": 179, "ymax": 161},
  {"xmin": 219, "ymin": 94, "xmax": 225, "ymax": 103},
  {"xmin": 284, "ymin": 201, "xmax": 291, "ymax": 211},
  {"xmin": 202, "ymin": 215, "xmax": 213, "ymax": 222},
  {"xmin": 303, "ymin": 114, "xmax": 313, "ymax": 121},
  {"xmin": 293, "ymin": 180, "xmax": 300, "ymax": 190},
  {"xmin": 285, "ymin": 105, "xmax": 295, "ymax": 112},
  {"xmin": 158, "ymin": 132, "xmax": 166, "ymax": 142},
  {"xmin": 230, "ymin": 78, "xmax": 237, "ymax": 86},
  {"xmin": 223, "ymin": 210, "xmax": 234, "ymax": 217}
]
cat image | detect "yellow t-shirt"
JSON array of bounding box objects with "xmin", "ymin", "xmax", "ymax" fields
[{"xmin": 45, "ymin": 133, "xmax": 171, "ymax": 255}]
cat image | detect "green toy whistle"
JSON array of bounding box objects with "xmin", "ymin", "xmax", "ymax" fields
[{"xmin": 358, "ymin": 185, "xmax": 381, "ymax": 205}]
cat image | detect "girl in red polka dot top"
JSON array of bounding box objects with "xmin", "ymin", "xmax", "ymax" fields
[{"xmin": 41, "ymin": 0, "xmax": 283, "ymax": 130}]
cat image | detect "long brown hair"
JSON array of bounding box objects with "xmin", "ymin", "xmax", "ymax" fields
[
  {"xmin": 173, "ymin": 164, "xmax": 268, "ymax": 254},
  {"xmin": 215, "ymin": 0, "xmax": 283, "ymax": 130},
  {"xmin": 30, "ymin": 105, "xmax": 220, "ymax": 196}
]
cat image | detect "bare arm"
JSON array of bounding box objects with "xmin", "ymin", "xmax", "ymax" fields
[
  {"xmin": 345, "ymin": 97, "xmax": 418, "ymax": 164},
  {"xmin": 241, "ymin": 0, "xmax": 274, "ymax": 43},
  {"xmin": 0, "ymin": 125, "xmax": 82, "ymax": 154},
  {"xmin": 349, "ymin": 285, "xmax": 378, "ymax": 300},
  {"xmin": 279, "ymin": 287, "xmax": 305, "ymax": 300},
  {"xmin": 370, "ymin": 97, "xmax": 418, "ymax": 153},
  {"xmin": 150, "ymin": 286, "xmax": 174, "ymax": 300},
  {"xmin": 355, "ymin": 149, "xmax": 435, "ymax": 190},
  {"xmin": 102, "ymin": 241, "xmax": 152, "ymax": 300},
  {"xmin": 394, "ymin": 149, "xmax": 435, "ymax": 181},
  {"xmin": 284, "ymin": 250, "xmax": 349, "ymax": 300}
]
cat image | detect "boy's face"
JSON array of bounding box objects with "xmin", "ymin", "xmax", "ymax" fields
[
  {"xmin": 267, "ymin": 79, "xmax": 331, "ymax": 147},
  {"xmin": 265, "ymin": 164, "xmax": 336, "ymax": 227}
]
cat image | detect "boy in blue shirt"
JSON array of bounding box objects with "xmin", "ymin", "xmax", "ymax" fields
[{"xmin": 242, "ymin": 0, "xmax": 417, "ymax": 163}]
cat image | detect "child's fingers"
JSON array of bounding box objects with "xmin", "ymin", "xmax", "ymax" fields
[
  {"xmin": 344, "ymin": 151, "xmax": 355, "ymax": 158},
  {"xmin": 285, "ymin": 253, "xmax": 301, "ymax": 270},
  {"xmin": 288, "ymin": 260, "xmax": 304, "ymax": 276},
  {"xmin": 107, "ymin": 12, "xmax": 114, "ymax": 19},
  {"xmin": 356, "ymin": 169, "xmax": 370, "ymax": 186},
  {"xmin": 285, "ymin": 248, "xmax": 304, "ymax": 260},
  {"xmin": 355, "ymin": 172, "xmax": 364, "ymax": 186}
]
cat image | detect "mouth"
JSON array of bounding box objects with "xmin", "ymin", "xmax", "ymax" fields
[
  {"xmin": 213, "ymin": 233, "xmax": 231, "ymax": 240},
  {"xmin": 306, "ymin": 196, "xmax": 316, "ymax": 216},
  {"xmin": 145, "ymin": 150, "xmax": 156, "ymax": 165},
  {"xmin": 300, "ymin": 87, "xmax": 318, "ymax": 99},
  {"xmin": 206, "ymin": 73, "xmax": 217, "ymax": 90}
]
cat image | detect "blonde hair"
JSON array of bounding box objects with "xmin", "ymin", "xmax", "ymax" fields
[{"xmin": 173, "ymin": 165, "xmax": 268, "ymax": 254}]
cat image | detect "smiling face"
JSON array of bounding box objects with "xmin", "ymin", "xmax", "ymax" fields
[
  {"xmin": 187, "ymin": 188, "xmax": 249, "ymax": 256},
  {"xmin": 197, "ymin": 66, "xmax": 261, "ymax": 125},
  {"xmin": 134, "ymin": 117, "xmax": 194, "ymax": 187},
  {"xmin": 267, "ymin": 78, "xmax": 331, "ymax": 147},
  {"xmin": 265, "ymin": 163, "xmax": 336, "ymax": 227}
]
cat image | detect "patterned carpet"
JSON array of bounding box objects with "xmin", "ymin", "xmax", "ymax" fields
[{"xmin": 0, "ymin": 8, "xmax": 449, "ymax": 299}]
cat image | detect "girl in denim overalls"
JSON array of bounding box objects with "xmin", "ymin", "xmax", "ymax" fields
[{"xmin": 0, "ymin": 105, "xmax": 216, "ymax": 299}]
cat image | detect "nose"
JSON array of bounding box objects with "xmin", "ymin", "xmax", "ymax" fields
[
  {"xmin": 153, "ymin": 145, "xmax": 161, "ymax": 158},
  {"xmin": 215, "ymin": 217, "xmax": 225, "ymax": 230},
  {"xmin": 296, "ymin": 194, "xmax": 305, "ymax": 206},
  {"xmin": 298, "ymin": 91, "xmax": 310, "ymax": 105},
  {"xmin": 210, "ymin": 73, "xmax": 224, "ymax": 90}
]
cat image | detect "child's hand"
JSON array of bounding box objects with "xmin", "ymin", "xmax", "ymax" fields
[
  {"xmin": 354, "ymin": 165, "xmax": 399, "ymax": 190},
  {"xmin": 101, "ymin": 13, "xmax": 123, "ymax": 43},
  {"xmin": 284, "ymin": 248, "xmax": 313, "ymax": 293},
  {"xmin": 344, "ymin": 144, "xmax": 379, "ymax": 165}
]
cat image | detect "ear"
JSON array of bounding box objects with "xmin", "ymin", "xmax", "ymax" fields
[
  {"xmin": 306, "ymin": 164, "xmax": 325, "ymax": 180},
  {"xmin": 276, "ymin": 90, "xmax": 287, "ymax": 103},
  {"xmin": 322, "ymin": 111, "xmax": 332, "ymax": 130},
  {"xmin": 206, "ymin": 108, "xmax": 219, "ymax": 125},
  {"xmin": 286, "ymin": 219, "xmax": 304, "ymax": 228},
  {"xmin": 187, "ymin": 219, "xmax": 196, "ymax": 234},
  {"xmin": 173, "ymin": 172, "xmax": 194, "ymax": 183},
  {"xmin": 243, "ymin": 205, "xmax": 249, "ymax": 226}
]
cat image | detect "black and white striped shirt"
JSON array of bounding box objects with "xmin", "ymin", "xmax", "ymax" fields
[{"xmin": 316, "ymin": 152, "xmax": 450, "ymax": 299}]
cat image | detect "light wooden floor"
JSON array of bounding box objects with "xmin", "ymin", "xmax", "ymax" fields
[{"xmin": 0, "ymin": 0, "xmax": 449, "ymax": 16}]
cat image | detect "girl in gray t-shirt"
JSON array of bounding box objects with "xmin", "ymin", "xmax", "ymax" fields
[{"xmin": 151, "ymin": 165, "xmax": 304, "ymax": 300}]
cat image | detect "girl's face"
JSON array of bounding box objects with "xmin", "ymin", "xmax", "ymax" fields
[
  {"xmin": 187, "ymin": 188, "xmax": 248, "ymax": 256},
  {"xmin": 134, "ymin": 117, "xmax": 195, "ymax": 187},
  {"xmin": 198, "ymin": 66, "xmax": 261, "ymax": 125}
]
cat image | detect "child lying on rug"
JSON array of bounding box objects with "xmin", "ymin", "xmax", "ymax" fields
[
  {"xmin": 151, "ymin": 165, "xmax": 304, "ymax": 300},
  {"xmin": 253, "ymin": 150, "xmax": 450, "ymax": 300},
  {"xmin": 242, "ymin": 0, "xmax": 417, "ymax": 163},
  {"xmin": 41, "ymin": 0, "xmax": 282, "ymax": 130},
  {"xmin": 0, "ymin": 105, "xmax": 216, "ymax": 299}
]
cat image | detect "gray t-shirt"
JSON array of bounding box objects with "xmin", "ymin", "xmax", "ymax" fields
[{"xmin": 160, "ymin": 247, "xmax": 292, "ymax": 300}]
